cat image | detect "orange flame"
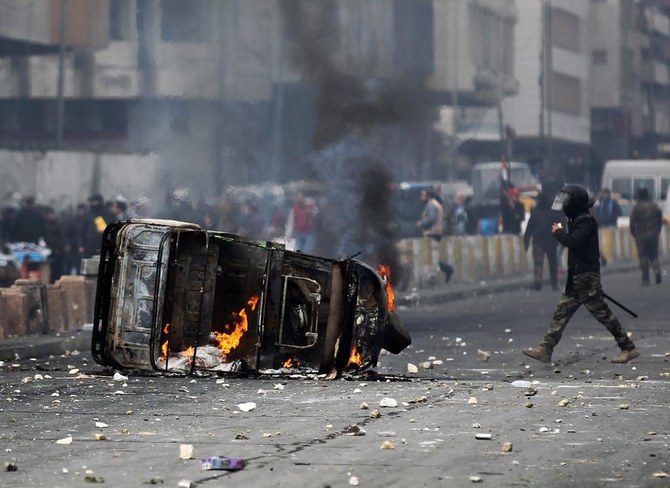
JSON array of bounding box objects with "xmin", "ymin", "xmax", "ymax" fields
[
  {"xmin": 213, "ymin": 295, "xmax": 260, "ymax": 356},
  {"xmin": 161, "ymin": 323, "xmax": 171, "ymax": 360},
  {"xmin": 348, "ymin": 345, "xmax": 362, "ymax": 367},
  {"xmin": 181, "ymin": 346, "xmax": 195, "ymax": 358},
  {"xmin": 283, "ymin": 357, "xmax": 301, "ymax": 368},
  {"xmin": 378, "ymin": 263, "xmax": 395, "ymax": 312}
]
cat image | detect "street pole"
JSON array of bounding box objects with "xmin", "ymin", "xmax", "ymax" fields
[{"xmin": 55, "ymin": 0, "xmax": 68, "ymax": 148}]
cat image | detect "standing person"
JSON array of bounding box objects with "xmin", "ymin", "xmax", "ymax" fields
[
  {"xmin": 110, "ymin": 197, "xmax": 131, "ymax": 223},
  {"xmin": 523, "ymin": 184, "xmax": 639, "ymax": 364},
  {"xmin": 42, "ymin": 207, "xmax": 67, "ymax": 282},
  {"xmin": 416, "ymin": 189, "xmax": 454, "ymax": 283},
  {"xmin": 87, "ymin": 194, "xmax": 109, "ymax": 256},
  {"xmin": 452, "ymin": 192, "xmax": 469, "ymax": 236},
  {"xmin": 10, "ymin": 196, "xmax": 44, "ymax": 244},
  {"xmin": 286, "ymin": 191, "xmax": 317, "ymax": 254},
  {"xmin": 68, "ymin": 203, "xmax": 97, "ymax": 272},
  {"xmin": 500, "ymin": 187, "xmax": 525, "ymax": 234},
  {"xmin": 629, "ymin": 187, "xmax": 663, "ymax": 285},
  {"xmin": 595, "ymin": 188, "xmax": 622, "ymax": 228},
  {"xmin": 523, "ymin": 192, "xmax": 564, "ymax": 291}
]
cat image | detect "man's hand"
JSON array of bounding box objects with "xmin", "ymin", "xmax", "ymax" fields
[{"xmin": 551, "ymin": 222, "xmax": 563, "ymax": 234}]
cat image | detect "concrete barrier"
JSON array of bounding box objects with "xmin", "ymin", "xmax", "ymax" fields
[{"xmin": 398, "ymin": 225, "xmax": 669, "ymax": 290}]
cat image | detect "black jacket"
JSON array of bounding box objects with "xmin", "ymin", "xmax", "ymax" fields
[
  {"xmin": 524, "ymin": 205, "xmax": 564, "ymax": 249},
  {"xmin": 553, "ymin": 212, "xmax": 600, "ymax": 275}
]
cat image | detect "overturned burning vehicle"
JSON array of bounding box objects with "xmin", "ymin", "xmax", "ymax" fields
[{"xmin": 92, "ymin": 219, "xmax": 411, "ymax": 377}]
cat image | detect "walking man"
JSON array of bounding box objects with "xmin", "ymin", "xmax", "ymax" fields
[
  {"xmin": 417, "ymin": 189, "xmax": 454, "ymax": 283},
  {"xmin": 523, "ymin": 191, "xmax": 564, "ymax": 291},
  {"xmin": 629, "ymin": 187, "xmax": 663, "ymax": 285},
  {"xmin": 523, "ymin": 184, "xmax": 639, "ymax": 364}
]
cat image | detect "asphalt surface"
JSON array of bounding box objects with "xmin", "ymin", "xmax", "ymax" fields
[{"xmin": 0, "ymin": 265, "xmax": 668, "ymax": 488}]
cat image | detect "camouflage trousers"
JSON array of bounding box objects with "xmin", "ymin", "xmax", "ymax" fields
[{"xmin": 541, "ymin": 272, "xmax": 635, "ymax": 352}]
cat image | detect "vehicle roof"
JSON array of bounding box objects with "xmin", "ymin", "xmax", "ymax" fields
[{"xmin": 603, "ymin": 159, "xmax": 670, "ymax": 172}]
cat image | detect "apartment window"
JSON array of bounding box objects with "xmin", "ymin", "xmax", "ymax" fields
[
  {"xmin": 110, "ymin": 0, "xmax": 132, "ymax": 41},
  {"xmin": 550, "ymin": 72, "xmax": 581, "ymax": 115},
  {"xmin": 161, "ymin": 0, "xmax": 208, "ymax": 42},
  {"xmin": 592, "ymin": 49, "xmax": 608, "ymax": 65},
  {"xmin": 551, "ymin": 8, "xmax": 581, "ymax": 53}
]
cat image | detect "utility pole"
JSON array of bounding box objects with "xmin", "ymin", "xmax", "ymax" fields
[{"xmin": 55, "ymin": 0, "xmax": 69, "ymax": 148}]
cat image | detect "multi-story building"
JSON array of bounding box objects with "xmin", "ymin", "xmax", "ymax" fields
[
  {"xmin": 0, "ymin": 0, "xmax": 517, "ymax": 205},
  {"xmin": 590, "ymin": 0, "xmax": 670, "ymax": 163},
  {"xmin": 458, "ymin": 0, "xmax": 592, "ymax": 186}
]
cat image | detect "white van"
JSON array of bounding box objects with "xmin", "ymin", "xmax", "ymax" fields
[{"xmin": 601, "ymin": 159, "xmax": 670, "ymax": 226}]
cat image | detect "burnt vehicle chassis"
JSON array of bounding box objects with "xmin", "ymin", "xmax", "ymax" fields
[{"xmin": 92, "ymin": 220, "xmax": 410, "ymax": 377}]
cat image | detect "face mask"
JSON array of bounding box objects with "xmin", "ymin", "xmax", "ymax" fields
[{"xmin": 551, "ymin": 192, "xmax": 571, "ymax": 212}]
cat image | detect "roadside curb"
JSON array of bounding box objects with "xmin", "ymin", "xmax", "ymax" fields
[
  {"xmin": 0, "ymin": 329, "xmax": 91, "ymax": 362},
  {"xmin": 396, "ymin": 261, "xmax": 646, "ymax": 307}
]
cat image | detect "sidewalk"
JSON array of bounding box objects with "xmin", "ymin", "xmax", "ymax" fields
[{"xmin": 0, "ymin": 260, "xmax": 654, "ymax": 363}]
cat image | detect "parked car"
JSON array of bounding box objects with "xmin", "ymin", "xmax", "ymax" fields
[{"xmin": 92, "ymin": 219, "xmax": 411, "ymax": 377}]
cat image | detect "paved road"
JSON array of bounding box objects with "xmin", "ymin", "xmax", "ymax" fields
[{"xmin": 0, "ymin": 269, "xmax": 668, "ymax": 487}]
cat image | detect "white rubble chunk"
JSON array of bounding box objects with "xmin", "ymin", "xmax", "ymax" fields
[
  {"xmin": 179, "ymin": 444, "xmax": 195, "ymax": 460},
  {"xmin": 470, "ymin": 475, "xmax": 483, "ymax": 482},
  {"xmin": 113, "ymin": 372, "xmax": 128, "ymax": 382},
  {"xmin": 237, "ymin": 402, "xmax": 256, "ymax": 412},
  {"xmin": 94, "ymin": 422, "xmax": 108, "ymax": 428},
  {"xmin": 349, "ymin": 475, "xmax": 360, "ymax": 486},
  {"xmin": 407, "ymin": 363, "xmax": 419, "ymax": 373},
  {"xmin": 511, "ymin": 380, "xmax": 532, "ymax": 388},
  {"xmin": 379, "ymin": 397, "xmax": 398, "ymax": 408},
  {"xmin": 468, "ymin": 397, "xmax": 478, "ymax": 405},
  {"xmin": 56, "ymin": 436, "xmax": 73, "ymax": 445}
]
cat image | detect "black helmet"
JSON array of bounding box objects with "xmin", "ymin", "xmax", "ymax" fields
[{"xmin": 551, "ymin": 184, "xmax": 593, "ymax": 218}]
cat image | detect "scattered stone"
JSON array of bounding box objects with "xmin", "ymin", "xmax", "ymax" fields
[
  {"xmin": 360, "ymin": 402, "xmax": 369, "ymax": 410},
  {"xmin": 235, "ymin": 433, "xmax": 249, "ymax": 440},
  {"xmin": 380, "ymin": 440, "xmax": 395, "ymax": 450},
  {"xmin": 653, "ymin": 472, "xmax": 668, "ymax": 478},
  {"xmin": 525, "ymin": 402, "xmax": 534, "ymax": 408},
  {"xmin": 539, "ymin": 427, "xmax": 550, "ymax": 433},
  {"xmin": 468, "ymin": 397, "xmax": 478, "ymax": 405},
  {"xmin": 177, "ymin": 480, "xmax": 194, "ymax": 488},
  {"xmin": 477, "ymin": 350, "xmax": 491, "ymax": 362},
  {"xmin": 344, "ymin": 425, "xmax": 366, "ymax": 436},
  {"xmin": 472, "ymin": 423, "xmax": 481, "ymax": 429},
  {"xmin": 179, "ymin": 444, "xmax": 194, "ymax": 460},
  {"xmin": 407, "ymin": 363, "xmax": 419, "ymax": 374},
  {"xmin": 475, "ymin": 433, "xmax": 492, "ymax": 440},
  {"xmin": 142, "ymin": 478, "xmax": 164, "ymax": 485},
  {"xmin": 112, "ymin": 372, "xmax": 128, "ymax": 382},
  {"xmin": 558, "ymin": 399, "xmax": 570, "ymax": 407},
  {"xmin": 432, "ymin": 360, "xmax": 444, "ymax": 366},
  {"xmin": 482, "ymin": 384, "xmax": 494, "ymax": 391},
  {"xmin": 94, "ymin": 422, "xmax": 109, "ymax": 429},
  {"xmin": 21, "ymin": 377, "xmax": 33, "ymax": 384},
  {"xmin": 376, "ymin": 431, "xmax": 397, "ymax": 437},
  {"xmin": 84, "ymin": 475, "xmax": 104, "ymax": 483},
  {"xmin": 524, "ymin": 387, "xmax": 538, "ymax": 397},
  {"xmin": 369, "ymin": 409, "xmax": 381, "ymax": 419},
  {"xmin": 349, "ymin": 475, "xmax": 360, "ymax": 486},
  {"xmin": 56, "ymin": 436, "xmax": 73, "ymax": 445},
  {"xmin": 511, "ymin": 380, "xmax": 531, "ymax": 388},
  {"xmin": 5, "ymin": 462, "xmax": 18, "ymax": 472},
  {"xmin": 501, "ymin": 442, "xmax": 513, "ymax": 453},
  {"xmin": 419, "ymin": 361, "xmax": 433, "ymax": 370},
  {"xmin": 68, "ymin": 369, "xmax": 80, "ymax": 375},
  {"xmin": 470, "ymin": 475, "xmax": 483, "ymax": 483},
  {"xmin": 273, "ymin": 383, "xmax": 285, "ymax": 390},
  {"xmin": 95, "ymin": 433, "xmax": 107, "ymax": 441},
  {"xmin": 379, "ymin": 398, "xmax": 398, "ymax": 408},
  {"xmin": 237, "ymin": 402, "xmax": 256, "ymax": 412},
  {"xmin": 619, "ymin": 404, "xmax": 630, "ymax": 410}
]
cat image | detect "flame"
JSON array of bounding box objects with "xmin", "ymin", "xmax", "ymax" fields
[
  {"xmin": 181, "ymin": 346, "xmax": 195, "ymax": 358},
  {"xmin": 378, "ymin": 263, "xmax": 395, "ymax": 312},
  {"xmin": 283, "ymin": 357, "xmax": 301, "ymax": 368},
  {"xmin": 213, "ymin": 295, "xmax": 260, "ymax": 356},
  {"xmin": 160, "ymin": 323, "xmax": 171, "ymax": 360},
  {"xmin": 348, "ymin": 345, "xmax": 362, "ymax": 367}
]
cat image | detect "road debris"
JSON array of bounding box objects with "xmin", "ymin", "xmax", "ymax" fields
[
  {"xmin": 511, "ymin": 380, "xmax": 532, "ymax": 388},
  {"xmin": 344, "ymin": 425, "xmax": 366, "ymax": 436},
  {"xmin": 619, "ymin": 404, "xmax": 630, "ymax": 410},
  {"xmin": 468, "ymin": 397, "xmax": 478, "ymax": 405},
  {"xmin": 56, "ymin": 435, "xmax": 73, "ymax": 445},
  {"xmin": 470, "ymin": 475, "xmax": 483, "ymax": 483},
  {"xmin": 475, "ymin": 433, "xmax": 492, "ymax": 440},
  {"xmin": 112, "ymin": 372, "xmax": 128, "ymax": 381},
  {"xmin": 524, "ymin": 387, "xmax": 538, "ymax": 397},
  {"xmin": 370, "ymin": 409, "xmax": 381, "ymax": 418},
  {"xmin": 558, "ymin": 399, "xmax": 571, "ymax": 407},
  {"xmin": 94, "ymin": 422, "xmax": 108, "ymax": 428},
  {"xmin": 360, "ymin": 402, "xmax": 369, "ymax": 410},
  {"xmin": 349, "ymin": 475, "xmax": 360, "ymax": 486},
  {"xmin": 179, "ymin": 444, "xmax": 195, "ymax": 459},
  {"xmin": 379, "ymin": 397, "xmax": 398, "ymax": 408},
  {"xmin": 407, "ymin": 363, "xmax": 419, "ymax": 373},
  {"xmin": 477, "ymin": 350, "xmax": 491, "ymax": 362},
  {"xmin": 201, "ymin": 456, "xmax": 245, "ymax": 471},
  {"xmin": 501, "ymin": 442, "xmax": 513, "ymax": 453},
  {"xmin": 5, "ymin": 462, "xmax": 18, "ymax": 472},
  {"xmin": 237, "ymin": 402, "xmax": 256, "ymax": 412},
  {"xmin": 380, "ymin": 440, "xmax": 395, "ymax": 449},
  {"xmin": 94, "ymin": 433, "xmax": 107, "ymax": 441}
]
